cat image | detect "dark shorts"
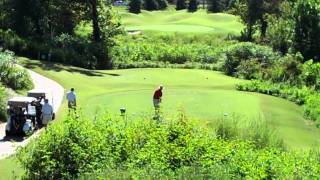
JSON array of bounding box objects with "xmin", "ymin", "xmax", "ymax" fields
[
  {"xmin": 68, "ymin": 101, "xmax": 76, "ymax": 109},
  {"xmin": 153, "ymin": 99, "xmax": 160, "ymax": 109}
]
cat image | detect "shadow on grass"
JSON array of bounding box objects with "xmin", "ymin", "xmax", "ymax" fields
[{"xmin": 22, "ymin": 59, "xmax": 121, "ymax": 77}]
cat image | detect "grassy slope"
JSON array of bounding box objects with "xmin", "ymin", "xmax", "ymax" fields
[
  {"xmin": 20, "ymin": 58, "xmax": 320, "ymax": 148},
  {"xmin": 121, "ymin": 9, "xmax": 243, "ymax": 34},
  {"xmin": 76, "ymin": 8, "xmax": 243, "ymax": 36},
  {"xmin": 0, "ymin": 157, "xmax": 24, "ymax": 180}
]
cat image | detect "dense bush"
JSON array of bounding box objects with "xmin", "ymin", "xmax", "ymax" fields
[
  {"xmin": 301, "ymin": 60, "xmax": 320, "ymax": 90},
  {"xmin": 236, "ymin": 81, "xmax": 320, "ymax": 122},
  {"xmin": 222, "ymin": 42, "xmax": 280, "ymax": 79},
  {"xmin": 0, "ymin": 85, "xmax": 7, "ymax": 121},
  {"xmin": 0, "ymin": 30, "xmax": 116, "ymax": 69},
  {"xmin": 111, "ymin": 34, "xmax": 235, "ymax": 69},
  {"xmin": 0, "ymin": 50, "xmax": 33, "ymax": 90},
  {"xmin": 304, "ymin": 94, "xmax": 320, "ymax": 122},
  {"xmin": 264, "ymin": 53, "xmax": 304, "ymax": 85},
  {"xmin": 18, "ymin": 112, "xmax": 320, "ymax": 179}
]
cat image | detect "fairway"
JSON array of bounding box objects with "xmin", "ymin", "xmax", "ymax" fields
[
  {"xmin": 21, "ymin": 58, "xmax": 320, "ymax": 148},
  {"xmin": 120, "ymin": 9, "xmax": 243, "ymax": 34},
  {"xmin": 76, "ymin": 9, "xmax": 244, "ymax": 35}
]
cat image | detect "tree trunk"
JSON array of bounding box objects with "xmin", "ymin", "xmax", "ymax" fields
[
  {"xmin": 247, "ymin": 23, "xmax": 253, "ymax": 41},
  {"xmin": 91, "ymin": 0, "xmax": 101, "ymax": 42},
  {"xmin": 260, "ymin": 17, "xmax": 267, "ymax": 38}
]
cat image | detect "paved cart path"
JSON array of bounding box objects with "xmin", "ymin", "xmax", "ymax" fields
[{"xmin": 0, "ymin": 69, "xmax": 64, "ymax": 159}]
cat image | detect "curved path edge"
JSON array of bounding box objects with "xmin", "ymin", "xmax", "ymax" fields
[{"xmin": 0, "ymin": 69, "xmax": 64, "ymax": 159}]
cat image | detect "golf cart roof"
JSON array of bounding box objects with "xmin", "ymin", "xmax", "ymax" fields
[
  {"xmin": 27, "ymin": 89, "xmax": 50, "ymax": 98},
  {"xmin": 8, "ymin": 97, "xmax": 37, "ymax": 107}
]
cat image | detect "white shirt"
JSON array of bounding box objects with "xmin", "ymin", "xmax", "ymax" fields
[
  {"xmin": 42, "ymin": 103, "xmax": 53, "ymax": 115},
  {"xmin": 67, "ymin": 91, "xmax": 76, "ymax": 102}
]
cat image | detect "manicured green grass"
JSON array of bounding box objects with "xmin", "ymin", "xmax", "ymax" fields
[
  {"xmin": 76, "ymin": 8, "xmax": 243, "ymax": 36},
  {"xmin": 0, "ymin": 157, "xmax": 24, "ymax": 180},
  {"xmin": 119, "ymin": 9, "xmax": 243, "ymax": 34},
  {"xmin": 20, "ymin": 58, "xmax": 320, "ymax": 149}
]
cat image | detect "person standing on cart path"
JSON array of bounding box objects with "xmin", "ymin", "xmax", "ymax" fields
[
  {"xmin": 41, "ymin": 99, "xmax": 53, "ymax": 127},
  {"xmin": 67, "ymin": 88, "xmax": 77, "ymax": 113},
  {"xmin": 153, "ymin": 85, "xmax": 164, "ymax": 115}
]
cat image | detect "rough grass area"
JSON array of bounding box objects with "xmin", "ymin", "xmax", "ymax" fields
[{"xmin": 19, "ymin": 58, "xmax": 320, "ymax": 148}]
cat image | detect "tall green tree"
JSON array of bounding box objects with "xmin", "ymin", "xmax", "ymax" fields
[
  {"xmin": 3, "ymin": 0, "xmax": 82, "ymax": 38},
  {"xmin": 234, "ymin": 0, "xmax": 263, "ymax": 41},
  {"xmin": 293, "ymin": 0, "xmax": 320, "ymax": 61},
  {"xmin": 234, "ymin": 0, "xmax": 282, "ymax": 41},
  {"xmin": 144, "ymin": 0, "xmax": 159, "ymax": 10},
  {"xmin": 176, "ymin": 0, "xmax": 186, "ymax": 10},
  {"xmin": 207, "ymin": 0, "xmax": 223, "ymax": 12},
  {"xmin": 266, "ymin": 1, "xmax": 294, "ymax": 54},
  {"xmin": 129, "ymin": 0, "xmax": 142, "ymax": 13},
  {"xmin": 188, "ymin": 0, "xmax": 198, "ymax": 12}
]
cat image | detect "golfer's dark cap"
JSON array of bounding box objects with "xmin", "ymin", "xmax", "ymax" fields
[{"xmin": 71, "ymin": 88, "xmax": 74, "ymax": 91}]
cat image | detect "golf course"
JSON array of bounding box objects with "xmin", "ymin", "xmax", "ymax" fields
[
  {"xmin": 120, "ymin": 9, "xmax": 243, "ymax": 34},
  {"xmin": 76, "ymin": 8, "xmax": 243, "ymax": 36},
  {"xmin": 21, "ymin": 58, "xmax": 320, "ymax": 149},
  {"xmin": 1, "ymin": 0, "xmax": 320, "ymax": 178}
]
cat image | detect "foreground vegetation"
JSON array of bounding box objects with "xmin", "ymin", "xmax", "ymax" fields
[
  {"xmin": 18, "ymin": 112, "xmax": 320, "ymax": 179},
  {"xmin": 0, "ymin": 50, "xmax": 33, "ymax": 120}
]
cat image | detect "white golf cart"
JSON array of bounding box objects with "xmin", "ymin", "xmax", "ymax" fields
[{"xmin": 5, "ymin": 97, "xmax": 37, "ymax": 136}]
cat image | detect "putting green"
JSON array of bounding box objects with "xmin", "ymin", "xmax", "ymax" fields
[{"xmin": 21, "ymin": 59, "xmax": 320, "ymax": 148}]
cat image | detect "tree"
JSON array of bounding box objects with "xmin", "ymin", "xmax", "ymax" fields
[
  {"xmin": 266, "ymin": 1, "xmax": 294, "ymax": 54},
  {"xmin": 157, "ymin": 0, "xmax": 168, "ymax": 9},
  {"xmin": 176, "ymin": 0, "xmax": 186, "ymax": 10},
  {"xmin": 3, "ymin": 0, "xmax": 82, "ymax": 38},
  {"xmin": 234, "ymin": 0, "xmax": 263, "ymax": 41},
  {"xmin": 207, "ymin": 0, "xmax": 222, "ymax": 12},
  {"xmin": 129, "ymin": 0, "xmax": 142, "ymax": 13},
  {"xmin": 293, "ymin": 0, "xmax": 320, "ymax": 61},
  {"xmin": 188, "ymin": 0, "xmax": 198, "ymax": 12},
  {"xmin": 144, "ymin": 0, "xmax": 159, "ymax": 10},
  {"xmin": 258, "ymin": 0, "xmax": 282, "ymax": 38}
]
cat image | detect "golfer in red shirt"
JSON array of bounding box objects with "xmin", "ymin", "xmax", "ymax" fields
[{"xmin": 153, "ymin": 85, "xmax": 163, "ymax": 110}]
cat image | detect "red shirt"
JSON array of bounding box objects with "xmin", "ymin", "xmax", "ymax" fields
[{"xmin": 153, "ymin": 89, "xmax": 162, "ymax": 99}]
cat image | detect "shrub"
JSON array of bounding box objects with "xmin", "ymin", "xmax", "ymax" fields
[
  {"xmin": 18, "ymin": 111, "xmax": 320, "ymax": 179},
  {"xmin": 265, "ymin": 53, "xmax": 303, "ymax": 85},
  {"xmin": 304, "ymin": 94, "xmax": 320, "ymax": 122},
  {"xmin": 222, "ymin": 42, "xmax": 279, "ymax": 79},
  {"xmin": 300, "ymin": 60, "xmax": 320, "ymax": 90},
  {"xmin": 111, "ymin": 34, "xmax": 234, "ymax": 69},
  {"xmin": 236, "ymin": 80, "xmax": 320, "ymax": 121},
  {"xmin": 0, "ymin": 50, "xmax": 33, "ymax": 90},
  {"xmin": 0, "ymin": 84, "xmax": 7, "ymax": 121}
]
